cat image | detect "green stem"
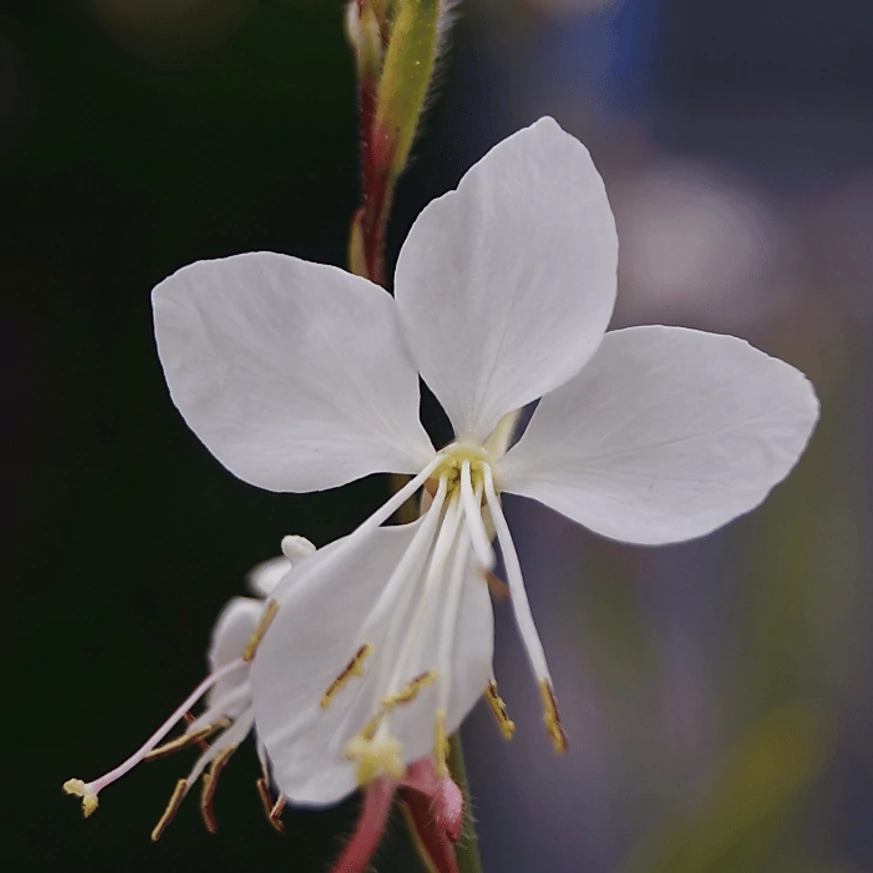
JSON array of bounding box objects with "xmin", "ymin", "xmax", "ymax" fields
[{"xmin": 448, "ymin": 731, "xmax": 485, "ymax": 873}]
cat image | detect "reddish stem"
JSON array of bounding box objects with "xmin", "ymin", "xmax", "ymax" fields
[{"xmin": 329, "ymin": 778, "xmax": 396, "ymax": 873}]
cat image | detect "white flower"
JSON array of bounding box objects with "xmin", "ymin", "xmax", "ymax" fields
[
  {"xmin": 152, "ymin": 117, "xmax": 819, "ymax": 806},
  {"xmin": 63, "ymin": 535, "xmax": 315, "ymax": 837}
]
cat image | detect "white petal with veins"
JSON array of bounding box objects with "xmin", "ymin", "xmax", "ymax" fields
[
  {"xmin": 153, "ymin": 252, "xmax": 434, "ymax": 492},
  {"xmin": 395, "ymin": 117, "xmax": 617, "ymax": 442},
  {"xmin": 252, "ymin": 519, "xmax": 493, "ymax": 806},
  {"xmin": 500, "ymin": 326, "xmax": 819, "ymax": 544}
]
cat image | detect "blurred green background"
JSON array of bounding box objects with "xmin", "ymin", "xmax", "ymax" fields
[{"xmin": 2, "ymin": 2, "xmax": 871, "ymax": 872}]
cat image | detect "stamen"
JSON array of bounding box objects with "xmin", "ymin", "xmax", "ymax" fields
[
  {"xmin": 328, "ymin": 477, "xmax": 452, "ymax": 753},
  {"xmin": 321, "ymin": 643, "xmax": 373, "ymax": 709},
  {"xmin": 185, "ymin": 711, "xmax": 254, "ymax": 789},
  {"xmin": 539, "ymin": 681, "xmax": 568, "ymax": 755},
  {"xmin": 200, "ymin": 746, "xmax": 237, "ymax": 833},
  {"xmin": 482, "ymin": 465, "xmax": 553, "ymax": 683},
  {"xmin": 375, "ymin": 492, "xmax": 462, "ymax": 718},
  {"xmin": 434, "ymin": 709, "xmax": 449, "ymax": 778},
  {"xmin": 143, "ymin": 721, "xmax": 229, "ymax": 762},
  {"xmin": 360, "ymin": 714, "xmax": 382, "ymax": 742},
  {"xmin": 484, "ymin": 465, "xmax": 569, "ymax": 753},
  {"xmin": 242, "ymin": 600, "xmax": 279, "ymax": 662},
  {"xmin": 382, "ymin": 670, "xmax": 437, "ymax": 709},
  {"xmin": 256, "ymin": 778, "xmax": 286, "ymax": 833},
  {"xmin": 335, "ymin": 454, "xmax": 446, "ymax": 568},
  {"xmin": 460, "ymin": 460, "xmax": 495, "ymax": 569},
  {"xmin": 432, "ymin": 528, "xmax": 473, "ymax": 770},
  {"xmin": 270, "ymin": 795, "xmax": 286, "ymax": 831},
  {"xmin": 256, "ymin": 776, "xmax": 272, "ymax": 819},
  {"xmin": 483, "ymin": 568, "xmax": 510, "ymax": 601},
  {"xmin": 183, "ymin": 711, "xmax": 212, "ymax": 752},
  {"xmin": 485, "ymin": 679, "xmax": 515, "ymax": 740},
  {"xmin": 63, "ymin": 658, "xmax": 247, "ymax": 812},
  {"xmin": 360, "ymin": 475, "xmax": 449, "ymax": 636},
  {"xmin": 184, "ymin": 687, "xmax": 249, "ymax": 735},
  {"xmin": 151, "ymin": 779, "xmax": 188, "ymax": 842}
]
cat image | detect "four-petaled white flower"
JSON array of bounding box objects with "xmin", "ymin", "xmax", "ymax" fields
[
  {"xmin": 152, "ymin": 118, "xmax": 819, "ymax": 807},
  {"xmin": 63, "ymin": 536, "xmax": 316, "ymax": 837}
]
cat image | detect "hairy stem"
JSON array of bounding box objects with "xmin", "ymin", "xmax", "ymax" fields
[{"xmin": 448, "ymin": 732, "xmax": 485, "ymax": 873}]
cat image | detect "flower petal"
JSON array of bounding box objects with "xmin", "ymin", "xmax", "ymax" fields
[
  {"xmin": 246, "ymin": 556, "xmax": 290, "ymax": 598},
  {"xmin": 153, "ymin": 252, "xmax": 434, "ymax": 492},
  {"xmin": 500, "ymin": 326, "xmax": 819, "ymax": 545},
  {"xmin": 394, "ymin": 117, "xmax": 617, "ymax": 442},
  {"xmin": 251, "ymin": 521, "xmax": 493, "ymax": 806},
  {"xmin": 206, "ymin": 597, "xmax": 260, "ymax": 711}
]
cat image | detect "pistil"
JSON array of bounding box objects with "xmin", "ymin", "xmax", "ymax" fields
[{"xmin": 63, "ymin": 658, "xmax": 248, "ymax": 816}]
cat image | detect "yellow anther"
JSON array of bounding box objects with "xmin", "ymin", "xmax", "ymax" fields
[
  {"xmin": 242, "ymin": 600, "xmax": 280, "ymax": 662},
  {"xmin": 143, "ymin": 721, "xmax": 228, "ymax": 762},
  {"xmin": 539, "ymin": 680, "xmax": 567, "ymax": 755},
  {"xmin": 321, "ymin": 644, "xmax": 373, "ymax": 709},
  {"xmin": 434, "ymin": 709, "xmax": 449, "ymax": 778},
  {"xmin": 200, "ymin": 746, "xmax": 237, "ymax": 834},
  {"xmin": 63, "ymin": 779, "xmax": 98, "ymax": 818},
  {"xmin": 382, "ymin": 670, "xmax": 437, "ymax": 709},
  {"xmin": 485, "ymin": 679, "xmax": 515, "ymax": 740},
  {"xmin": 360, "ymin": 713, "xmax": 383, "ymax": 742},
  {"xmin": 151, "ymin": 778, "xmax": 188, "ymax": 842},
  {"xmin": 345, "ymin": 733, "xmax": 405, "ymax": 786}
]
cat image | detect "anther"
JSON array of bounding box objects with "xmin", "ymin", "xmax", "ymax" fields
[
  {"xmin": 183, "ymin": 711, "xmax": 212, "ymax": 752},
  {"xmin": 434, "ymin": 709, "xmax": 449, "ymax": 778},
  {"xmin": 539, "ymin": 681, "xmax": 567, "ymax": 755},
  {"xmin": 382, "ymin": 670, "xmax": 437, "ymax": 709},
  {"xmin": 151, "ymin": 779, "xmax": 188, "ymax": 842},
  {"xmin": 360, "ymin": 713, "xmax": 382, "ymax": 742},
  {"xmin": 242, "ymin": 600, "xmax": 280, "ymax": 662},
  {"xmin": 200, "ymin": 747, "xmax": 236, "ymax": 834},
  {"xmin": 63, "ymin": 779, "xmax": 99, "ymax": 818},
  {"xmin": 256, "ymin": 777, "xmax": 286, "ymax": 833},
  {"xmin": 269, "ymin": 795, "xmax": 286, "ymax": 830},
  {"xmin": 483, "ymin": 569, "xmax": 510, "ymax": 601},
  {"xmin": 485, "ymin": 679, "xmax": 515, "ymax": 740},
  {"xmin": 321, "ymin": 643, "xmax": 373, "ymax": 709},
  {"xmin": 143, "ymin": 721, "xmax": 228, "ymax": 762}
]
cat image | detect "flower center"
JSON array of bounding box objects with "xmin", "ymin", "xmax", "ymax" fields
[{"xmin": 430, "ymin": 442, "xmax": 491, "ymax": 499}]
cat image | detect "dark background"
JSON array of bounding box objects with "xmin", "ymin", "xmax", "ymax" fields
[{"xmin": 3, "ymin": 2, "xmax": 872, "ymax": 872}]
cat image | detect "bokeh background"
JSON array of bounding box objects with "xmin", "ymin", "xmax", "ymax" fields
[{"xmin": 3, "ymin": 1, "xmax": 871, "ymax": 871}]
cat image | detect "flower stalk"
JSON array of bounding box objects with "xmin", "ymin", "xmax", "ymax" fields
[
  {"xmin": 346, "ymin": 3, "xmax": 483, "ymax": 869},
  {"xmin": 347, "ymin": 0, "xmax": 442, "ymax": 285},
  {"xmin": 448, "ymin": 734, "xmax": 485, "ymax": 873}
]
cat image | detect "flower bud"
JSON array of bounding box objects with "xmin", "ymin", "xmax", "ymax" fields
[
  {"xmin": 374, "ymin": 0, "xmax": 441, "ymax": 181},
  {"xmin": 345, "ymin": 0, "xmax": 385, "ymax": 85}
]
